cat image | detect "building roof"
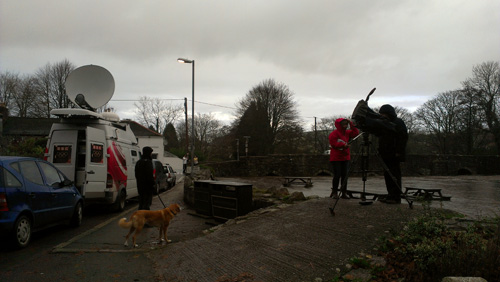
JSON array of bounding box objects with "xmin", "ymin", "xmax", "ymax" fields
[{"xmin": 121, "ymin": 120, "xmax": 162, "ymax": 137}]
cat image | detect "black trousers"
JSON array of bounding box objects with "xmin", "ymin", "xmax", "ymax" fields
[
  {"xmin": 382, "ymin": 157, "xmax": 402, "ymax": 200},
  {"xmin": 138, "ymin": 188, "xmax": 153, "ymax": 210},
  {"xmin": 331, "ymin": 160, "xmax": 350, "ymax": 194}
]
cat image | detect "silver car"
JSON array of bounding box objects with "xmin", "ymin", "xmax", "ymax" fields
[{"xmin": 164, "ymin": 164, "xmax": 177, "ymax": 189}]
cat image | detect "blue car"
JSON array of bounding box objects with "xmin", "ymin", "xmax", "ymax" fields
[{"xmin": 0, "ymin": 156, "xmax": 84, "ymax": 248}]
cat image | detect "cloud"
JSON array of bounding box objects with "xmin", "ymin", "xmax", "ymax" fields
[{"xmin": 1, "ymin": 0, "xmax": 499, "ymax": 129}]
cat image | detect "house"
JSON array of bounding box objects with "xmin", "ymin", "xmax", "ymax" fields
[{"xmin": 121, "ymin": 120, "xmax": 181, "ymax": 172}]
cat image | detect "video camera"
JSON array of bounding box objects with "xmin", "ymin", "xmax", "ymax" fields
[{"xmin": 351, "ymin": 88, "xmax": 396, "ymax": 135}]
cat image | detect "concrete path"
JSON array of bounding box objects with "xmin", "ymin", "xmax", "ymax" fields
[{"xmin": 48, "ymin": 175, "xmax": 499, "ymax": 281}]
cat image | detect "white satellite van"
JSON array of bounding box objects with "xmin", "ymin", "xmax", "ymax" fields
[{"xmin": 44, "ymin": 65, "xmax": 140, "ymax": 211}]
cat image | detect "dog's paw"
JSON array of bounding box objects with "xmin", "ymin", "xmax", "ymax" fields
[
  {"xmin": 167, "ymin": 239, "xmax": 172, "ymax": 243},
  {"xmin": 133, "ymin": 244, "xmax": 139, "ymax": 248},
  {"xmin": 124, "ymin": 241, "xmax": 129, "ymax": 247}
]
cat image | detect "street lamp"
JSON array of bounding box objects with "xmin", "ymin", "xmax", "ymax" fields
[{"xmin": 178, "ymin": 58, "xmax": 195, "ymax": 175}]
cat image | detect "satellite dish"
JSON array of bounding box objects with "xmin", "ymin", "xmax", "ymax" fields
[{"xmin": 65, "ymin": 65, "xmax": 115, "ymax": 110}]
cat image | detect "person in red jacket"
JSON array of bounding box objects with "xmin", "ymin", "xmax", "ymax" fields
[{"xmin": 329, "ymin": 118, "xmax": 359, "ymax": 199}]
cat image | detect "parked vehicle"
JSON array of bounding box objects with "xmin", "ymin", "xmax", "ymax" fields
[
  {"xmin": 164, "ymin": 164, "xmax": 177, "ymax": 188},
  {"xmin": 152, "ymin": 159, "xmax": 168, "ymax": 195},
  {"xmin": 0, "ymin": 156, "xmax": 84, "ymax": 248},
  {"xmin": 44, "ymin": 65, "xmax": 140, "ymax": 211}
]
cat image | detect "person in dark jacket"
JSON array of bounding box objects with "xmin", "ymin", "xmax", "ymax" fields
[
  {"xmin": 329, "ymin": 118, "xmax": 359, "ymax": 199},
  {"xmin": 378, "ymin": 105, "xmax": 408, "ymax": 204},
  {"xmin": 135, "ymin": 146, "xmax": 155, "ymax": 210}
]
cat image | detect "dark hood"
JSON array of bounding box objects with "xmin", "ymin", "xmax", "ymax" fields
[
  {"xmin": 142, "ymin": 146, "xmax": 153, "ymax": 158},
  {"xmin": 379, "ymin": 104, "xmax": 397, "ymax": 120}
]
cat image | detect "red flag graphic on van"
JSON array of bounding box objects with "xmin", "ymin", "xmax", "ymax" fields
[{"xmin": 107, "ymin": 141, "xmax": 127, "ymax": 190}]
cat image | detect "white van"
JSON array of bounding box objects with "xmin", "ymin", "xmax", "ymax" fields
[{"xmin": 44, "ymin": 65, "xmax": 140, "ymax": 211}]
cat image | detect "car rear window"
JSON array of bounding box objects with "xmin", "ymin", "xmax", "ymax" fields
[
  {"xmin": 1, "ymin": 167, "xmax": 22, "ymax": 188},
  {"xmin": 19, "ymin": 161, "xmax": 44, "ymax": 185}
]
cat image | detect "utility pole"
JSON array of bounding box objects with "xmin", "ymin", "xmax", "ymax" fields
[
  {"xmin": 236, "ymin": 139, "xmax": 239, "ymax": 161},
  {"xmin": 184, "ymin": 97, "xmax": 189, "ymax": 153},
  {"xmin": 314, "ymin": 117, "xmax": 317, "ymax": 153}
]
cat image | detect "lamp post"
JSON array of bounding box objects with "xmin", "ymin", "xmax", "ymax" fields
[{"xmin": 178, "ymin": 58, "xmax": 195, "ymax": 175}]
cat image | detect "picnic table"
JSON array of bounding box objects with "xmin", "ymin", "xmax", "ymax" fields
[
  {"xmin": 404, "ymin": 187, "xmax": 451, "ymax": 201},
  {"xmin": 283, "ymin": 177, "xmax": 313, "ymax": 188},
  {"xmin": 344, "ymin": 190, "xmax": 386, "ymax": 201}
]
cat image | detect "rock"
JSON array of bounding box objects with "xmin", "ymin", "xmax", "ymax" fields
[
  {"xmin": 369, "ymin": 255, "xmax": 386, "ymax": 267},
  {"xmin": 266, "ymin": 187, "xmax": 277, "ymax": 194},
  {"xmin": 343, "ymin": 268, "xmax": 372, "ymax": 282},
  {"xmin": 273, "ymin": 187, "xmax": 290, "ymax": 198},
  {"xmin": 289, "ymin": 191, "xmax": 306, "ymax": 201}
]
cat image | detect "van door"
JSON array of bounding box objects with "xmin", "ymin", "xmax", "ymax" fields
[
  {"xmin": 126, "ymin": 148, "xmax": 139, "ymax": 198},
  {"xmin": 84, "ymin": 127, "xmax": 107, "ymax": 199},
  {"xmin": 49, "ymin": 130, "xmax": 78, "ymax": 181}
]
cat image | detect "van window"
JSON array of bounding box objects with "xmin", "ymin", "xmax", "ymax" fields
[
  {"xmin": 54, "ymin": 145, "xmax": 72, "ymax": 164},
  {"xmin": 1, "ymin": 167, "xmax": 22, "ymax": 188},
  {"xmin": 131, "ymin": 150, "xmax": 137, "ymax": 157},
  {"xmin": 19, "ymin": 161, "xmax": 44, "ymax": 185},
  {"xmin": 90, "ymin": 143, "xmax": 104, "ymax": 163}
]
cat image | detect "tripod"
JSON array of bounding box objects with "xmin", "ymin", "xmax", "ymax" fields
[{"xmin": 329, "ymin": 133, "xmax": 413, "ymax": 216}]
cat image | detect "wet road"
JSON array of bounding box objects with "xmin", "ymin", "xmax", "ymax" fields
[{"xmin": 257, "ymin": 175, "xmax": 500, "ymax": 219}]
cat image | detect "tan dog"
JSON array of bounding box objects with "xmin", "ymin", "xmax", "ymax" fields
[{"xmin": 118, "ymin": 203, "xmax": 181, "ymax": 247}]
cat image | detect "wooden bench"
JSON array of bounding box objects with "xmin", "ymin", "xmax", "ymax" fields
[
  {"xmin": 345, "ymin": 190, "xmax": 386, "ymax": 201},
  {"xmin": 283, "ymin": 177, "xmax": 313, "ymax": 188},
  {"xmin": 404, "ymin": 187, "xmax": 451, "ymax": 201}
]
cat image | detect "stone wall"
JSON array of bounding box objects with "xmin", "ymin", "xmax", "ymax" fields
[{"xmin": 205, "ymin": 154, "xmax": 500, "ymax": 177}]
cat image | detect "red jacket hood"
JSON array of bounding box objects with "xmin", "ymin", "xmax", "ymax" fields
[{"xmin": 335, "ymin": 118, "xmax": 347, "ymax": 133}]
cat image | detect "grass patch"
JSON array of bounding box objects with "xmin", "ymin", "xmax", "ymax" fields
[
  {"xmin": 329, "ymin": 211, "xmax": 500, "ymax": 282},
  {"xmin": 376, "ymin": 213, "xmax": 500, "ymax": 281}
]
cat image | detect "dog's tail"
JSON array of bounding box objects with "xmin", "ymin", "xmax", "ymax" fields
[{"xmin": 118, "ymin": 218, "xmax": 133, "ymax": 229}]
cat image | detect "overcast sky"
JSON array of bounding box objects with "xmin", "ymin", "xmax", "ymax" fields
[{"xmin": 1, "ymin": 0, "xmax": 499, "ymax": 129}]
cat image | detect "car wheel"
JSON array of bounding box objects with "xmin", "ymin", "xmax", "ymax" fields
[
  {"xmin": 70, "ymin": 202, "xmax": 83, "ymax": 227},
  {"xmin": 112, "ymin": 190, "xmax": 126, "ymax": 212},
  {"xmin": 13, "ymin": 215, "xmax": 32, "ymax": 248}
]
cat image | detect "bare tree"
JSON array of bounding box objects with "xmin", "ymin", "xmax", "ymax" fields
[
  {"xmin": 194, "ymin": 113, "xmax": 222, "ymax": 158},
  {"xmin": 462, "ymin": 61, "xmax": 500, "ymax": 154},
  {"xmin": 33, "ymin": 59, "xmax": 75, "ymax": 117},
  {"xmin": 456, "ymin": 88, "xmax": 488, "ymax": 154},
  {"xmin": 235, "ymin": 78, "xmax": 302, "ymax": 155},
  {"xmin": 12, "ymin": 75, "xmax": 38, "ymax": 117},
  {"xmin": 414, "ymin": 91, "xmax": 463, "ymax": 154},
  {"xmin": 0, "ymin": 71, "xmax": 21, "ymax": 109},
  {"xmin": 134, "ymin": 96, "xmax": 183, "ymax": 133},
  {"xmin": 174, "ymin": 114, "xmax": 225, "ymax": 159}
]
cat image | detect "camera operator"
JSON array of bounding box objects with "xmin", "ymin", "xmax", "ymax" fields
[
  {"xmin": 329, "ymin": 118, "xmax": 359, "ymax": 199},
  {"xmin": 378, "ymin": 104, "xmax": 408, "ymax": 204}
]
